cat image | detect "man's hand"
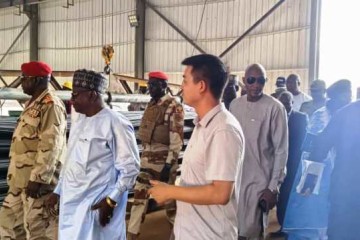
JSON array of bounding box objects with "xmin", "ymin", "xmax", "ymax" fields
[
  {"xmin": 91, "ymin": 198, "xmax": 115, "ymax": 227},
  {"xmin": 25, "ymin": 181, "xmax": 42, "ymax": 199},
  {"xmin": 259, "ymin": 189, "xmax": 278, "ymax": 212},
  {"xmin": 45, "ymin": 193, "xmax": 59, "ymax": 217},
  {"xmin": 159, "ymin": 163, "xmax": 172, "ymax": 182},
  {"xmin": 148, "ymin": 180, "xmax": 172, "ymax": 205},
  {"xmin": 300, "ymin": 173, "xmax": 318, "ymax": 196}
]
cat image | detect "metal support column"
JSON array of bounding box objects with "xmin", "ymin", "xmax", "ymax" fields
[
  {"xmin": 25, "ymin": 4, "xmax": 39, "ymax": 61},
  {"xmin": 308, "ymin": 0, "xmax": 322, "ymax": 83},
  {"xmin": 135, "ymin": 0, "xmax": 146, "ymax": 81},
  {"xmin": 144, "ymin": 0, "xmax": 206, "ymax": 54},
  {"xmin": 219, "ymin": 0, "xmax": 285, "ymax": 58}
]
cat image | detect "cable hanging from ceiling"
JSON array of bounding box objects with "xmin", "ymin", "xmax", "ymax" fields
[
  {"xmin": 191, "ymin": 0, "xmax": 208, "ymax": 55},
  {"xmin": 101, "ymin": 0, "xmax": 114, "ymax": 75}
]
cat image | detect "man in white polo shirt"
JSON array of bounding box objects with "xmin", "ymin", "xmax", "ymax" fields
[{"xmin": 149, "ymin": 54, "xmax": 244, "ymax": 240}]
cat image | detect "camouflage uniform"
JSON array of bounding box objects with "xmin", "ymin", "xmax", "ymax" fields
[
  {"xmin": 0, "ymin": 89, "xmax": 67, "ymax": 240},
  {"xmin": 128, "ymin": 94, "xmax": 184, "ymax": 236}
]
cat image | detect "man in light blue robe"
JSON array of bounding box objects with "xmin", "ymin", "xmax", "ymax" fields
[
  {"xmin": 283, "ymin": 79, "xmax": 352, "ymax": 240},
  {"xmin": 46, "ymin": 69, "xmax": 140, "ymax": 240}
]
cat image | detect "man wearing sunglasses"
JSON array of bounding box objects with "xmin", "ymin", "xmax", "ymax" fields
[
  {"xmin": 0, "ymin": 61, "xmax": 67, "ymax": 239},
  {"xmin": 46, "ymin": 69, "xmax": 140, "ymax": 240},
  {"xmin": 127, "ymin": 71, "xmax": 184, "ymax": 240},
  {"xmin": 230, "ymin": 63, "xmax": 288, "ymax": 240}
]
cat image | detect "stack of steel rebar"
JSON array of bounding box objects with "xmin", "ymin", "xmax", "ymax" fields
[{"xmin": 0, "ymin": 110, "xmax": 195, "ymax": 205}]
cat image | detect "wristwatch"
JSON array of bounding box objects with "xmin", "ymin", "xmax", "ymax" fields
[
  {"xmin": 106, "ymin": 196, "xmax": 118, "ymax": 208},
  {"xmin": 268, "ymin": 186, "xmax": 280, "ymax": 194}
]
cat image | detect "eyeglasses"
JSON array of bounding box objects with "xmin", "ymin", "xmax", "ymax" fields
[
  {"xmin": 246, "ymin": 76, "xmax": 266, "ymax": 85},
  {"xmin": 20, "ymin": 75, "xmax": 37, "ymax": 81}
]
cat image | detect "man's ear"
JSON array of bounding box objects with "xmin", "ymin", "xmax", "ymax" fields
[
  {"xmin": 242, "ymin": 76, "xmax": 246, "ymax": 84},
  {"xmin": 90, "ymin": 91, "xmax": 98, "ymax": 102},
  {"xmin": 199, "ymin": 80, "xmax": 207, "ymax": 94}
]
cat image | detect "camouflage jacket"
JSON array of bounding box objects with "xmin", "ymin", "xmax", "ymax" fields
[
  {"xmin": 140, "ymin": 94, "xmax": 184, "ymax": 166},
  {"xmin": 7, "ymin": 89, "xmax": 67, "ymax": 188}
]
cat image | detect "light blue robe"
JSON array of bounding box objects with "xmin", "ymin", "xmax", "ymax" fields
[
  {"xmin": 54, "ymin": 108, "xmax": 140, "ymax": 240},
  {"xmin": 283, "ymin": 106, "xmax": 334, "ymax": 239}
]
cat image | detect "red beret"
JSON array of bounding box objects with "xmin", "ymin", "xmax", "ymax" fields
[
  {"xmin": 21, "ymin": 61, "xmax": 52, "ymax": 77},
  {"xmin": 148, "ymin": 71, "xmax": 168, "ymax": 81}
]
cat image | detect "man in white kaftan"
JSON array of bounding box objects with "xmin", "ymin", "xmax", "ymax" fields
[
  {"xmin": 48, "ymin": 69, "xmax": 140, "ymax": 240},
  {"xmin": 230, "ymin": 64, "xmax": 288, "ymax": 239},
  {"xmin": 286, "ymin": 74, "xmax": 312, "ymax": 111}
]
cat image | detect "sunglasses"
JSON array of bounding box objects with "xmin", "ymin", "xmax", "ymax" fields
[
  {"xmin": 20, "ymin": 75, "xmax": 37, "ymax": 81},
  {"xmin": 147, "ymin": 81, "xmax": 163, "ymax": 88},
  {"xmin": 246, "ymin": 76, "xmax": 266, "ymax": 85}
]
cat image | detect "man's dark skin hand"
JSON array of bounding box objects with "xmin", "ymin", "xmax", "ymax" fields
[
  {"xmin": 91, "ymin": 198, "xmax": 115, "ymax": 227},
  {"xmin": 159, "ymin": 163, "xmax": 172, "ymax": 182},
  {"xmin": 25, "ymin": 181, "xmax": 42, "ymax": 199},
  {"xmin": 45, "ymin": 193, "xmax": 60, "ymax": 217},
  {"xmin": 259, "ymin": 188, "xmax": 278, "ymax": 212}
]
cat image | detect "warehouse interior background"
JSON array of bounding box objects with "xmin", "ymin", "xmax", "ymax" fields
[
  {"xmin": 0, "ymin": 1, "xmax": 358, "ymax": 239},
  {"xmin": 1, "ymin": 0, "xmax": 358, "ymax": 95}
]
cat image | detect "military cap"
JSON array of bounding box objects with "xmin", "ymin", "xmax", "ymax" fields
[
  {"xmin": 21, "ymin": 61, "xmax": 52, "ymax": 77},
  {"xmin": 149, "ymin": 71, "xmax": 168, "ymax": 81},
  {"xmin": 276, "ymin": 77, "xmax": 286, "ymax": 87}
]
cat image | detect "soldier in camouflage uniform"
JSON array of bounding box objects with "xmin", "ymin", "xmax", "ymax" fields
[
  {"xmin": 127, "ymin": 71, "xmax": 184, "ymax": 240},
  {"xmin": 0, "ymin": 61, "xmax": 67, "ymax": 240}
]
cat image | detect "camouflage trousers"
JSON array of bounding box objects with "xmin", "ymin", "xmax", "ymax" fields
[
  {"xmin": 127, "ymin": 164, "xmax": 178, "ymax": 235},
  {"xmin": 0, "ymin": 187, "xmax": 58, "ymax": 240}
]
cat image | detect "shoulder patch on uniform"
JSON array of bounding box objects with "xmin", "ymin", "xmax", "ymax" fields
[{"xmin": 42, "ymin": 94, "xmax": 54, "ymax": 104}]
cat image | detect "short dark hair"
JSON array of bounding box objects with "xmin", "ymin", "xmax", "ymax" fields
[{"xmin": 182, "ymin": 54, "xmax": 228, "ymax": 100}]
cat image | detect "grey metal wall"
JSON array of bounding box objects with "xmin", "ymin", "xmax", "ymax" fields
[
  {"xmin": 38, "ymin": 0, "xmax": 136, "ymax": 74},
  {"xmin": 0, "ymin": 7, "xmax": 29, "ymax": 70},
  {"xmin": 145, "ymin": 0, "xmax": 311, "ymax": 93}
]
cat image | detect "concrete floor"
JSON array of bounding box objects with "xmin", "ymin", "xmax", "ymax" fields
[{"xmin": 131, "ymin": 209, "xmax": 285, "ymax": 240}]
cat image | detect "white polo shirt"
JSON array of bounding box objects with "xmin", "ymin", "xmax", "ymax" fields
[{"xmin": 174, "ymin": 104, "xmax": 245, "ymax": 240}]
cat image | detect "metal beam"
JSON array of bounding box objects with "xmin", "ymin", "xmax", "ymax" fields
[
  {"xmin": 0, "ymin": 88, "xmax": 152, "ymax": 103},
  {"xmin": 49, "ymin": 75, "xmax": 63, "ymax": 90},
  {"xmin": 0, "ymin": 0, "xmax": 42, "ymax": 8},
  {"xmin": 24, "ymin": 4, "xmax": 39, "ymax": 61},
  {"xmin": 0, "ymin": 20, "xmax": 31, "ymax": 67},
  {"xmin": 119, "ymin": 80, "xmax": 133, "ymax": 94},
  {"xmin": 135, "ymin": 0, "xmax": 146, "ymax": 92},
  {"xmin": 308, "ymin": 0, "xmax": 322, "ymax": 84},
  {"xmin": 0, "ymin": 70, "xmax": 75, "ymax": 77},
  {"xmin": 113, "ymin": 73, "xmax": 181, "ymax": 87},
  {"xmin": 0, "ymin": 76, "xmax": 24, "ymax": 108},
  {"xmin": 7, "ymin": 77, "xmax": 22, "ymax": 88},
  {"xmin": 0, "ymin": 76, "xmax": 7, "ymax": 87},
  {"xmin": 219, "ymin": 0, "xmax": 286, "ymax": 58},
  {"xmin": 144, "ymin": 0, "xmax": 206, "ymax": 54}
]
